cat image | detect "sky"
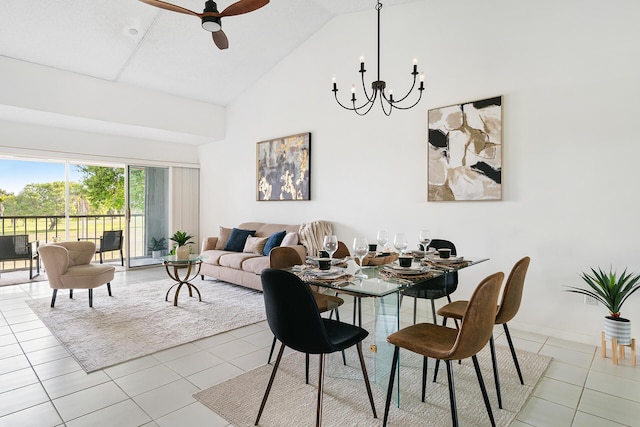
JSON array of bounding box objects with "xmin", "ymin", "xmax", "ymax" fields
[{"xmin": 0, "ymin": 159, "xmax": 83, "ymax": 195}]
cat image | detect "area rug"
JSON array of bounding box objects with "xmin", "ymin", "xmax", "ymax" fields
[
  {"xmin": 0, "ymin": 270, "xmax": 47, "ymax": 287},
  {"xmin": 194, "ymin": 343, "xmax": 551, "ymax": 427},
  {"xmin": 26, "ymin": 279, "xmax": 266, "ymax": 372}
]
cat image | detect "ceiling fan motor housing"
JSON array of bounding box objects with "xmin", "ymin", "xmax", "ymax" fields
[{"xmin": 201, "ymin": 1, "xmax": 222, "ymax": 32}]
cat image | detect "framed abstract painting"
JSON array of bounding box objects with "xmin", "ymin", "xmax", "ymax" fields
[
  {"xmin": 256, "ymin": 132, "xmax": 311, "ymax": 201},
  {"xmin": 428, "ymin": 96, "xmax": 502, "ymax": 201}
]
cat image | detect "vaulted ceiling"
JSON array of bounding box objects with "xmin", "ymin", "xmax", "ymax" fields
[{"xmin": 0, "ymin": 0, "xmax": 416, "ymax": 107}]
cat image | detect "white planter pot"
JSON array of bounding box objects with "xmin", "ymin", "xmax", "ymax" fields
[
  {"xmin": 175, "ymin": 245, "xmax": 190, "ymax": 260},
  {"xmin": 152, "ymin": 250, "xmax": 161, "ymax": 259},
  {"xmin": 604, "ymin": 316, "xmax": 631, "ymax": 345}
]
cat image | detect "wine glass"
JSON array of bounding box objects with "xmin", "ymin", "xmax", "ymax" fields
[
  {"xmin": 393, "ymin": 233, "xmax": 408, "ymax": 255},
  {"xmin": 376, "ymin": 230, "xmax": 389, "ymax": 252},
  {"xmin": 418, "ymin": 229, "xmax": 431, "ymax": 260},
  {"xmin": 323, "ymin": 235, "xmax": 338, "ymax": 260},
  {"xmin": 353, "ymin": 237, "xmax": 369, "ymax": 279}
]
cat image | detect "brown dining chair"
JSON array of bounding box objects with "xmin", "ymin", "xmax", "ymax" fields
[
  {"xmin": 267, "ymin": 246, "xmax": 345, "ymax": 373},
  {"xmin": 383, "ymin": 271, "xmax": 505, "ymax": 427},
  {"xmin": 436, "ymin": 256, "xmax": 531, "ymax": 409}
]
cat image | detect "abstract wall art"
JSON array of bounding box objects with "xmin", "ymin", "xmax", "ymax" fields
[
  {"xmin": 427, "ymin": 96, "xmax": 502, "ymax": 201},
  {"xmin": 256, "ymin": 132, "xmax": 311, "ymax": 201}
]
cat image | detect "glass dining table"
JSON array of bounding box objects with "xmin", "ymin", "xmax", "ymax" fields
[{"xmin": 292, "ymin": 255, "xmax": 489, "ymax": 406}]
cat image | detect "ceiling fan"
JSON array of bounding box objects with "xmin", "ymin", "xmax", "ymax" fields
[{"xmin": 139, "ymin": 0, "xmax": 269, "ymax": 50}]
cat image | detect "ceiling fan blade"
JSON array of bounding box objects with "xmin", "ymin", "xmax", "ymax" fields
[
  {"xmin": 219, "ymin": 0, "xmax": 269, "ymax": 17},
  {"xmin": 138, "ymin": 0, "xmax": 201, "ymax": 17},
  {"xmin": 212, "ymin": 30, "xmax": 229, "ymax": 50}
]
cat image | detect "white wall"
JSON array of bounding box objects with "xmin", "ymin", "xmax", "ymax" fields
[{"xmin": 199, "ymin": 0, "xmax": 640, "ymax": 345}]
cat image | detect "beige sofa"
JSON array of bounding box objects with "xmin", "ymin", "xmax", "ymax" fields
[{"xmin": 200, "ymin": 222, "xmax": 307, "ymax": 291}]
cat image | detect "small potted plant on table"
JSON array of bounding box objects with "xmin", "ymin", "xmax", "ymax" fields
[
  {"xmin": 170, "ymin": 231, "xmax": 195, "ymax": 260},
  {"xmin": 565, "ymin": 267, "xmax": 640, "ymax": 345}
]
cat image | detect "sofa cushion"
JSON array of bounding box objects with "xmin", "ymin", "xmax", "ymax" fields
[
  {"xmin": 223, "ymin": 228, "xmax": 256, "ymax": 252},
  {"xmin": 244, "ymin": 236, "xmax": 268, "ymax": 255},
  {"xmin": 215, "ymin": 226, "xmax": 233, "ymax": 250},
  {"xmin": 281, "ymin": 231, "xmax": 299, "ymax": 246},
  {"xmin": 218, "ymin": 252, "xmax": 261, "ymax": 270},
  {"xmin": 200, "ymin": 249, "xmax": 231, "ymax": 266},
  {"xmin": 262, "ymin": 230, "xmax": 286, "ymax": 255},
  {"xmin": 242, "ymin": 256, "xmax": 270, "ymax": 275}
]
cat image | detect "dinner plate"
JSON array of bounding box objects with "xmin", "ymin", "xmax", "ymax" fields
[
  {"xmin": 427, "ymin": 254, "xmax": 464, "ymax": 263},
  {"xmin": 307, "ymin": 257, "xmax": 347, "ymax": 266},
  {"xmin": 383, "ymin": 264, "xmax": 429, "ymax": 275},
  {"xmin": 305, "ymin": 267, "xmax": 345, "ymax": 277}
]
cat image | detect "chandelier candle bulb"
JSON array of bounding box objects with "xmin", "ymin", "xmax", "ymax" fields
[
  {"xmin": 332, "ymin": 77, "xmax": 337, "ymax": 91},
  {"xmin": 360, "ymin": 56, "xmax": 365, "ymax": 72},
  {"xmin": 412, "ymin": 58, "xmax": 418, "ymax": 73}
]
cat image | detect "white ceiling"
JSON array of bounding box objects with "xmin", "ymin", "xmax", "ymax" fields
[{"xmin": 0, "ymin": 0, "xmax": 417, "ymax": 107}]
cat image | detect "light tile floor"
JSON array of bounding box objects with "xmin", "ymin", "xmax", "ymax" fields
[{"xmin": 0, "ymin": 268, "xmax": 638, "ymax": 426}]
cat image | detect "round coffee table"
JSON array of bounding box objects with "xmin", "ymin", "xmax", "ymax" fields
[{"xmin": 161, "ymin": 254, "xmax": 206, "ymax": 306}]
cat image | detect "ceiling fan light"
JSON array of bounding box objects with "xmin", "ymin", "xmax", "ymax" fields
[{"xmin": 201, "ymin": 16, "xmax": 221, "ymax": 32}]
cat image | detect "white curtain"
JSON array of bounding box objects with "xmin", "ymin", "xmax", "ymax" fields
[{"xmin": 170, "ymin": 167, "xmax": 200, "ymax": 250}]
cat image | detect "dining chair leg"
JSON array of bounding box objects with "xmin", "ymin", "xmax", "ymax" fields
[
  {"xmin": 503, "ymin": 323, "xmax": 524, "ymax": 384},
  {"xmin": 412, "ymin": 297, "xmax": 418, "ymax": 324},
  {"xmin": 356, "ymin": 342, "xmax": 377, "ymax": 418},
  {"xmin": 332, "ymin": 309, "xmax": 346, "ymax": 365},
  {"xmin": 383, "ymin": 346, "xmax": 400, "ymax": 427},
  {"xmin": 267, "ymin": 336, "xmax": 277, "ymax": 364},
  {"xmin": 421, "ymin": 356, "xmax": 428, "ymax": 402},
  {"xmin": 488, "ymin": 335, "xmax": 502, "ymax": 409},
  {"xmin": 255, "ymin": 343, "xmax": 285, "ymax": 426},
  {"xmin": 316, "ymin": 353, "xmax": 325, "ymax": 427},
  {"xmin": 445, "ymin": 359, "xmax": 459, "ymax": 427},
  {"xmin": 306, "ymin": 353, "xmax": 310, "ymax": 384},
  {"xmin": 50, "ymin": 289, "xmax": 57, "ymax": 308},
  {"xmin": 472, "ymin": 355, "xmax": 496, "ymax": 427}
]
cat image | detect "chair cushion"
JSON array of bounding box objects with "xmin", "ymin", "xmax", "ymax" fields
[
  {"xmin": 323, "ymin": 318, "xmax": 369, "ymax": 351},
  {"xmin": 59, "ymin": 264, "xmax": 115, "ymax": 290},
  {"xmin": 436, "ymin": 300, "xmax": 468, "ymax": 320},
  {"xmin": 387, "ymin": 323, "xmax": 459, "ymax": 359},
  {"xmin": 223, "ymin": 228, "xmax": 256, "ymax": 252},
  {"xmin": 263, "ymin": 230, "xmax": 286, "ymax": 255}
]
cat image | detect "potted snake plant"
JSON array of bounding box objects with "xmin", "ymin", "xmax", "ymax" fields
[
  {"xmin": 565, "ymin": 267, "xmax": 640, "ymax": 345},
  {"xmin": 170, "ymin": 231, "xmax": 194, "ymax": 260}
]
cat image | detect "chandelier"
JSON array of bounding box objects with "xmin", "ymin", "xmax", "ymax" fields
[{"xmin": 332, "ymin": 1, "xmax": 424, "ymax": 116}]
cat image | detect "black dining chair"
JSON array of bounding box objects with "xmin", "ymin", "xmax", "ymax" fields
[
  {"xmin": 256, "ymin": 269, "xmax": 377, "ymax": 427},
  {"xmin": 401, "ymin": 239, "xmax": 458, "ymax": 325}
]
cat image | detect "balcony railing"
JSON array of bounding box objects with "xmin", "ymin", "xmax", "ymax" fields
[{"xmin": 0, "ymin": 214, "xmax": 149, "ymax": 272}]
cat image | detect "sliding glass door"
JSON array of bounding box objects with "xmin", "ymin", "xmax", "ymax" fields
[{"xmin": 127, "ymin": 166, "xmax": 169, "ymax": 268}]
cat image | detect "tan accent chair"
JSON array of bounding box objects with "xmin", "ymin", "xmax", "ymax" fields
[
  {"xmin": 382, "ymin": 272, "xmax": 505, "ymax": 427},
  {"xmin": 436, "ymin": 256, "xmax": 531, "ymax": 409},
  {"xmin": 38, "ymin": 241, "xmax": 116, "ymax": 308}
]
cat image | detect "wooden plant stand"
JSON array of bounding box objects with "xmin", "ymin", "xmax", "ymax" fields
[{"xmin": 601, "ymin": 331, "xmax": 636, "ymax": 366}]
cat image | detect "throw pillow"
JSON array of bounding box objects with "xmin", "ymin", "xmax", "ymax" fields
[
  {"xmin": 263, "ymin": 230, "xmax": 287, "ymax": 256},
  {"xmin": 223, "ymin": 228, "xmax": 256, "ymax": 252},
  {"xmin": 280, "ymin": 231, "xmax": 299, "ymax": 247},
  {"xmin": 243, "ymin": 236, "xmax": 268, "ymax": 255},
  {"xmin": 215, "ymin": 226, "xmax": 232, "ymax": 250}
]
